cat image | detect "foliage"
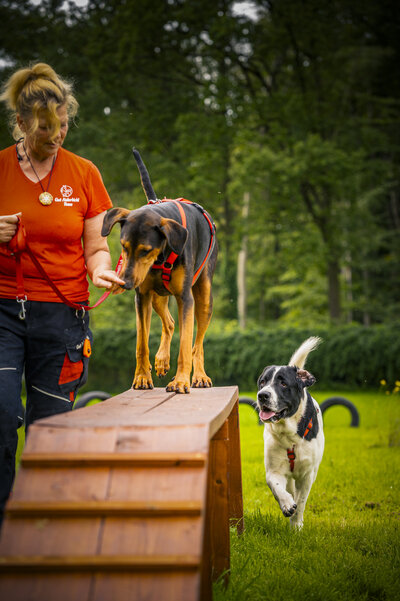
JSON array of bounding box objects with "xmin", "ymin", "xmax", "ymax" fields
[
  {"xmin": 0, "ymin": 0, "xmax": 399, "ymax": 327},
  {"xmin": 83, "ymin": 322, "xmax": 400, "ymax": 392}
]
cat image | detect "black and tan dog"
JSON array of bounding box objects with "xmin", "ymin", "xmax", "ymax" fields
[{"xmin": 102, "ymin": 149, "xmax": 217, "ymax": 393}]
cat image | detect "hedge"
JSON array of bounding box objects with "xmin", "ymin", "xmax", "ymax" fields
[{"xmin": 82, "ymin": 323, "xmax": 400, "ymax": 394}]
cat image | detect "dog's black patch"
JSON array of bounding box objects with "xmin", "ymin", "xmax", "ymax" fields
[{"xmin": 296, "ymin": 391, "xmax": 319, "ymax": 441}]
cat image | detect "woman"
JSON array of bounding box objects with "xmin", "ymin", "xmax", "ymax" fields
[{"xmin": 0, "ymin": 62, "xmax": 124, "ymax": 522}]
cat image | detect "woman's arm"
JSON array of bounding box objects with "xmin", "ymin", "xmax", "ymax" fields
[{"xmin": 83, "ymin": 211, "xmax": 125, "ymax": 289}]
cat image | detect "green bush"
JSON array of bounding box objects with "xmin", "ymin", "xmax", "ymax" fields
[{"xmin": 83, "ymin": 323, "xmax": 400, "ymax": 393}]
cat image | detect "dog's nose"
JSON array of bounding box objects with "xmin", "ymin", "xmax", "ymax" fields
[
  {"xmin": 258, "ymin": 391, "xmax": 271, "ymax": 404},
  {"xmin": 122, "ymin": 281, "xmax": 133, "ymax": 290}
]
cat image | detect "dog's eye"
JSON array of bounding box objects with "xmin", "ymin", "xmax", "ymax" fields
[
  {"xmin": 139, "ymin": 248, "xmax": 151, "ymax": 258},
  {"xmin": 280, "ymin": 381, "xmax": 287, "ymax": 388}
]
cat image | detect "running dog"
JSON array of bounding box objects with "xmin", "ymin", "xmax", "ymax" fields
[
  {"xmin": 256, "ymin": 337, "xmax": 324, "ymax": 528},
  {"xmin": 102, "ymin": 149, "xmax": 217, "ymax": 393}
]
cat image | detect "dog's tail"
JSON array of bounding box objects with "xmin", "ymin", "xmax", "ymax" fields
[
  {"xmin": 289, "ymin": 336, "xmax": 322, "ymax": 369},
  {"xmin": 132, "ymin": 148, "xmax": 157, "ymax": 202}
]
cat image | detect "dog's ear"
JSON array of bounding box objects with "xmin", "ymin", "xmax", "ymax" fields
[
  {"xmin": 101, "ymin": 208, "xmax": 131, "ymax": 236},
  {"xmin": 159, "ymin": 218, "xmax": 188, "ymax": 255},
  {"xmin": 297, "ymin": 369, "xmax": 316, "ymax": 388}
]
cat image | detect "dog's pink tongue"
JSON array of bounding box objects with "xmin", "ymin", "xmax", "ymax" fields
[{"xmin": 260, "ymin": 410, "xmax": 276, "ymax": 421}]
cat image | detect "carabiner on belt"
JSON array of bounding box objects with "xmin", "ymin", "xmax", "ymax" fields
[{"xmin": 16, "ymin": 295, "xmax": 27, "ymax": 320}]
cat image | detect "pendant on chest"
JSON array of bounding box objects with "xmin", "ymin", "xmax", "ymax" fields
[{"xmin": 39, "ymin": 192, "xmax": 53, "ymax": 206}]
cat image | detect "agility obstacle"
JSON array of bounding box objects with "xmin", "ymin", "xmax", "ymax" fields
[{"xmin": 0, "ymin": 386, "xmax": 243, "ymax": 601}]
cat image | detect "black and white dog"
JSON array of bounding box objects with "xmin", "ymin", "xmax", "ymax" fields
[{"xmin": 257, "ymin": 337, "xmax": 324, "ymax": 529}]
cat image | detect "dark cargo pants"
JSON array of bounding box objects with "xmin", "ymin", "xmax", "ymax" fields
[{"xmin": 0, "ymin": 299, "xmax": 92, "ymax": 521}]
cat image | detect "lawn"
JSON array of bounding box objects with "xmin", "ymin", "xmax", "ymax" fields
[{"xmin": 214, "ymin": 389, "xmax": 400, "ymax": 601}]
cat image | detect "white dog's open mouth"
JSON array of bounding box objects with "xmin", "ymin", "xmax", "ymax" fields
[{"xmin": 259, "ymin": 409, "xmax": 286, "ymax": 423}]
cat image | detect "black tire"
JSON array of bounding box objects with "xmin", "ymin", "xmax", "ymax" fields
[
  {"xmin": 319, "ymin": 396, "xmax": 360, "ymax": 427},
  {"xmin": 73, "ymin": 390, "xmax": 111, "ymax": 410},
  {"xmin": 239, "ymin": 396, "xmax": 263, "ymax": 425}
]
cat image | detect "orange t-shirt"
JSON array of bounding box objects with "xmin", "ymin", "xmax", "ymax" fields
[{"xmin": 0, "ymin": 145, "xmax": 112, "ymax": 302}]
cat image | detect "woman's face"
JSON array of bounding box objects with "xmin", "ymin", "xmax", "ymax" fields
[{"xmin": 18, "ymin": 105, "xmax": 69, "ymax": 161}]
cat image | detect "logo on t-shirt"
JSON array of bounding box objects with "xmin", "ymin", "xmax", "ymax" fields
[
  {"xmin": 55, "ymin": 185, "xmax": 80, "ymax": 207},
  {"xmin": 60, "ymin": 185, "xmax": 73, "ymax": 198}
]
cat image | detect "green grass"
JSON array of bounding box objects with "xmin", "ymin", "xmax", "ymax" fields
[{"xmin": 214, "ymin": 390, "xmax": 400, "ymax": 601}]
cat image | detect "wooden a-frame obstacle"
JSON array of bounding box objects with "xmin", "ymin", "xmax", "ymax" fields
[{"xmin": 0, "ymin": 386, "xmax": 243, "ymax": 601}]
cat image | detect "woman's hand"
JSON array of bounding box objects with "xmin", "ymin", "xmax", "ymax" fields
[
  {"xmin": 0, "ymin": 213, "xmax": 21, "ymax": 244},
  {"xmin": 91, "ymin": 268, "xmax": 126, "ymax": 291},
  {"xmin": 83, "ymin": 211, "xmax": 126, "ymax": 291}
]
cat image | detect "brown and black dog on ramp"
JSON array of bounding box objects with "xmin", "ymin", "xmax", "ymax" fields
[{"xmin": 102, "ymin": 149, "xmax": 218, "ymax": 394}]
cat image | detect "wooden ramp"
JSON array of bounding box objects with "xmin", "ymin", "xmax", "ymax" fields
[{"xmin": 0, "ymin": 386, "xmax": 243, "ymax": 601}]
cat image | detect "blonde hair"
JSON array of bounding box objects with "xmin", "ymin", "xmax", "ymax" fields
[{"xmin": 0, "ymin": 62, "xmax": 79, "ymax": 141}]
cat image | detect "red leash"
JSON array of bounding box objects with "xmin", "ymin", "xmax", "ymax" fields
[
  {"xmin": 286, "ymin": 417, "xmax": 314, "ymax": 472},
  {"xmin": 7, "ymin": 198, "xmax": 215, "ymax": 316},
  {"xmin": 7, "ymin": 217, "xmax": 123, "ymax": 319}
]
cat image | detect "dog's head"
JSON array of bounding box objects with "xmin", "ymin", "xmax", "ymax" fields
[
  {"xmin": 102, "ymin": 206, "xmax": 188, "ymax": 290},
  {"xmin": 256, "ymin": 365, "xmax": 316, "ymax": 423}
]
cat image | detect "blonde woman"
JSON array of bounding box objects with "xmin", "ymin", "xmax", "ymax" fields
[{"xmin": 0, "ymin": 63, "xmax": 124, "ymax": 523}]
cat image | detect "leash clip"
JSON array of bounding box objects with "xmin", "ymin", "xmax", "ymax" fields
[
  {"xmin": 75, "ymin": 307, "xmax": 86, "ymax": 320},
  {"xmin": 16, "ymin": 295, "xmax": 27, "ymax": 320}
]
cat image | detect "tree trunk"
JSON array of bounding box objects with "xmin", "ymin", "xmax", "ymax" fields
[
  {"xmin": 328, "ymin": 259, "xmax": 341, "ymax": 322},
  {"xmin": 237, "ymin": 192, "xmax": 250, "ymax": 329}
]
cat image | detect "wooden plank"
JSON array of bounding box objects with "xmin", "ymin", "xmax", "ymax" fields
[
  {"xmin": 227, "ymin": 399, "xmax": 244, "ymax": 533},
  {"xmin": 115, "ymin": 424, "xmax": 210, "ymax": 454},
  {"xmin": 92, "ymin": 572, "xmax": 201, "ymax": 601},
  {"xmin": 6, "ymin": 500, "xmax": 203, "ymax": 517},
  {"xmin": 0, "ymin": 554, "xmax": 201, "ymax": 572},
  {"xmin": 37, "ymin": 389, "xmax": 175, "ymax": 428},
  {"xmin": 0, "ymin": 518, "xmax": 102, "ymax": 556},
  {"xmin": 10, "ymin": 466, "xmax": 111, "ymax": 503},
  {"xmin": 204, "ymin": 420, "xmax": 230, "ymax": 583},
  {"xmin": 23, "ymin": 425, "xmax": 118, "ymax": 453},
  {"xmin": 107, "ymin": 466, "xmax": 207, "ymax": 502},
  {"xmin": 126, "ymin": 387, "xmax": 239, "ymax": 436},
  {"xmin": 0, "ymin": 573, "xmax": 201, "ymax": 601},
  {"xmin": 100, "ymin": 516, "xmax": 203, "ymax": 557},
  {"xmin": 21, "ymin": 452, "xmax": 207, "ymax": 468},
  {"xmin": 0, "ymin": 575, "xmax": 92, "ymax": 601},
  {"xmin": 32, "ymin": 387, "xmax": 238, "ymax": 432}
]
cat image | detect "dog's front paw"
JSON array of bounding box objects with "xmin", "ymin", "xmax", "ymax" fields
[
  {"xmin": 166, "ymin": 375, "xmax": 190, "ymax": 394},
  {"xmin": 191, "ymin": 373, "xmax": 212, "ymax": 388},
  {"xmin": 155, "ymin": 354, "xmax": 170, "ymax": 378},
  {"xmin": 281, "ymin": 501, "xmax": 297, "ymax": 517},
  {"xmin": 132, "ymin": 372, "xmax": 154, "ymax": 390}
]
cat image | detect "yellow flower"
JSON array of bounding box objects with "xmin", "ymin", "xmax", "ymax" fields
[
  {"xmin": 395, "ymin": 380, "xmax": 400, "ymax": 387},
  {"xmin": 394, "ymin": 387, "xmax": 400, "ymax": 394},
  {"xmin": 380, "ymin": 379, "xmax": 387, "ymax": 386}
]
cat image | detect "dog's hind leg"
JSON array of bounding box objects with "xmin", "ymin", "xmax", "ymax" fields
[
  {"xmin": 152, "ymin": 294, "xmax": 175, "ymax": 377},
  {"xmin": 133, "ymin": 290, "xmax": 154, "ymax": 389},
  {"xmin": 191, "ymin": 268, "xmax": 213, "ymax": 388}
]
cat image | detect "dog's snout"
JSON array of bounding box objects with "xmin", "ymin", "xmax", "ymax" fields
[
  {"xmin": 122, "ymin": 281, "xmax": 133, "ymax": 290},
  {"xmin": 258, "ymin": 390, "xmax": 271, "ymax": 404}
]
